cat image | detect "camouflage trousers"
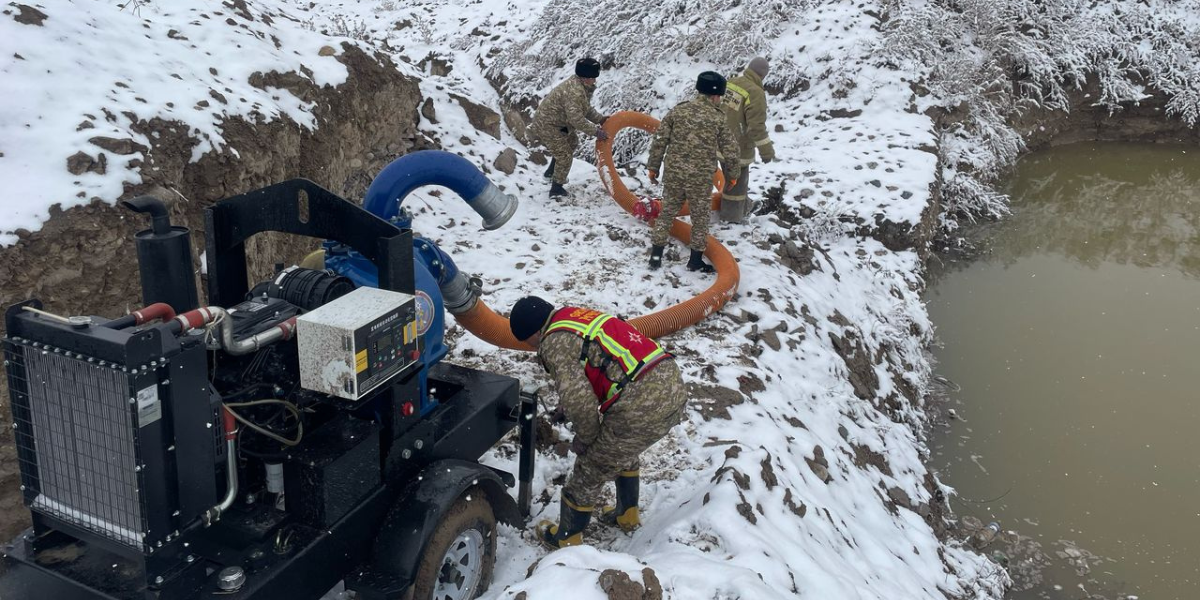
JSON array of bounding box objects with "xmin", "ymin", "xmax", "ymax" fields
[
  {"xmin": 533, "ymin": 125, "xmax": 578, "ymax": 185},
  {"xmin": 718, "ymin": 164, "xmax": 752, "ymax": 223},
  {"xmin": 563, "ymin": 359, "xmax": 687, "ymax": 507},
  {"xmin": 651, "ymin": 181, "xmax": 712, "ymax": 252}
]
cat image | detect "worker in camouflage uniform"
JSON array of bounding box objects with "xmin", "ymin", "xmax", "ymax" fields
[
  {"xmin": 646, "ymin": 71, "xmax": 740, "ymax": 273},
  {"xmin": 720, "ymin": 56, "xmax": 776, "ymax": 222},
  {"xmin": 529, "ymin": 58, "xmax": 610, "ymax": 199},
  {"xmin": 508, "ymin": 296, "xmax": 687, "ymax": 549}
]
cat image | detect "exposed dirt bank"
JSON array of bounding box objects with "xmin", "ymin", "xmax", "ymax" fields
[{"xmin": 0, "ymin": 44, "xmax": 424, "ymax": 540}]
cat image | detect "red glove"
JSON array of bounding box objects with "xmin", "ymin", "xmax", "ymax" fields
[{"xmin": 648, "ymin": 170, "xmax": 659, "ymax": 185}]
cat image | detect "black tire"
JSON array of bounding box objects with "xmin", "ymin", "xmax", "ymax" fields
[{"xmin": 410, "ymin": 487, "xmax": 497, "ymax": 600}]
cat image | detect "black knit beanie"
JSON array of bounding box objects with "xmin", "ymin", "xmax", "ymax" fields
[
  {"xmin": 575, "ymin": 58, "xmax": 601, "ymax": 79},
  {"xmin": 510, "ymin": 296, "xmax": 556, "ymax": 341},
  {"xmin": 696, "ymin": 71, "xmax": 727, "ymax": 96}
]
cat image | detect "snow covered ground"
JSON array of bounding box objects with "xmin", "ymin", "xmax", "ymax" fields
[{"xmin": 1, "ymin": 1, "xmax": 1010, "ymax": 598}]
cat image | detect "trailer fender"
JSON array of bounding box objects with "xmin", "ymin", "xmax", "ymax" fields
[{"xmin": 372, "ymin": 459, "xmax": 520, "ymax": 583}]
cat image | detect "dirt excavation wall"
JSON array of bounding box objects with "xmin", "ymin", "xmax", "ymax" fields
[
  {"xmin": 0, "ymin": 44, "xmax": 424, "ymax": 539},
  {"xmin": 1015, "ymin": 77, "xmax": 1200, "ymax": 150}
]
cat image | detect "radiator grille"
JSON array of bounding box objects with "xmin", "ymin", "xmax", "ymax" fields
[{"xmin": 5, "ymin": 340, "xmax": 146, "ymax": 548}]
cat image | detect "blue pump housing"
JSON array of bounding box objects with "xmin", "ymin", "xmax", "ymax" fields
[{"xmin": 323, "ymin": 150, "xmax": 518, "ymax": 415}]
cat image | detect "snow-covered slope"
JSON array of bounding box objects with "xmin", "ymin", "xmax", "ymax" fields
[
  {"xmin": 0, "ymin": 0, "xmax": 367, "ymax": 245},
  {"xmin": 285, "ymin": 0, "xmax": 1006, "ymax": 597}
]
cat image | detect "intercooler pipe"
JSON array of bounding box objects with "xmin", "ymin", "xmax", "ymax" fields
[
  {"xmin": 103, "ymin": 302, "xmax": 177, "ymax": 330},
  {"xmin": 363, "ymin": 150, "xmax": 518, "ymax": 230},
  {"xmin": 203, "ymin": 407, "xmax": 239, "ymax": 526},
  {"xmin": 122, "ymin": 196, "xmax": 200, "ymax": 314},
  {"xmin": 171, "ymin": 307, "xmax": 297, "ymax": 355}
]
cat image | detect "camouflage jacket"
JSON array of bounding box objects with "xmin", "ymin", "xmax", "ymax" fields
[
  {"xmin": 530, "ymin": 77, "xmax": 604, "ymax": 138},
  {"xmin": 722, "ymin": 69, "xmax": 774, "ymax": 164},
  {"xmin": 647, "ymin": 95, "xmax": 740, "ymax": 188},
  {"xmin": 540, "ymin": 328, "xmax": 631, "ymax": 446}
]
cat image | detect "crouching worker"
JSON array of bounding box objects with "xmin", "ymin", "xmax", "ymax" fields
[{"xmin": 509, "ymin": 297, "xmax": 688, "ymax": 549}]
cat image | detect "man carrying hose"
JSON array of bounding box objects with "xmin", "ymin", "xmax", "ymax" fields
[
  {"xmin": 720, "ymin": 56, "xmax": 776, "ymax": 222},
  {"xmin": 529, "ymin": 57, "xmax": 610, "ymax": 199},
  {"xmin": 508, "ymin": 296, "xmax": 687, "ymax": 549},
  {"xmin": 646, "ymin": 71, "xmax": 740, "ymax": 273}
]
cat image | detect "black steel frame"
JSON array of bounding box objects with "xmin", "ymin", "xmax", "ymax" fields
[{"xmin": 1, "ymin": 181, "xmax": 537, "ymax": 599}]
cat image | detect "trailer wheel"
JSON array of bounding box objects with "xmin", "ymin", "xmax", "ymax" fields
[{"xmin": 411, "ymin": 488, "xmax": 496, "ymax": 600}]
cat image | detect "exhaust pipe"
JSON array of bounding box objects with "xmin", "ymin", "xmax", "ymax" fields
[
  {"xmin": 364, "ymin": 150, "xmax": 518, "ymax": 230},
  {"xmin": 122, "ymin": 196, "xmax": 200, "ymax": 314}
]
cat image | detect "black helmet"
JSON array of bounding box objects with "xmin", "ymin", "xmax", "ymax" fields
[
  {"xmin": 510, "ymin": 296, "xmax": 556, "ymax": 341},
  {"xmin": 575, "ymin": 58, "xmax": 601, "ymax": 78},
  {"xmin": 696, "ymin": 71, "xmax": 727, "ymax": 96}
]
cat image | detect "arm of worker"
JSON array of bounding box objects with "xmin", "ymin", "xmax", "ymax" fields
[
  {"xmin": 746, "ymin": 90, "xmax": 775, "ymax": 162},
  {"xmin": 646, "ymin": 111, "xmax": 674, "ymax": 177},
  {"xmin": 586, "ymin": 103, "xmax": 605, "ymax": 125},
  {"xmin": 717, "ymin": 120, "xmax": 741, "ymax": 179},
  {"xmin": 540, "ymin": 332, "xmax": 601, "ymax": 446},
  {"xmin": 566, "ymin": 91, "xmax": 602, "ymax": 135}
]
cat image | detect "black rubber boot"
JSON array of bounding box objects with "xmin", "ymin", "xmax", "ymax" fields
[
  {"xmin": 686, "ymin": 249, "xmax": 715, "ymax": 273},
  {"xmin": 600, "ymin": 470, "xmax": 640, "ymax": 532},
  {"xmin": 648, "ymin": 245, "xmax": 665, "ymax": 270},
  {"xmin": 543, "ymin": 158, "xmax": 556, "ymax": 180},
  {"xmin": 539, "ymin": 494, "xmax": 593, "ymax": 549},
  {"xmin": 549, "ymin": 182, "xmax": 568, "ymax": 199}
]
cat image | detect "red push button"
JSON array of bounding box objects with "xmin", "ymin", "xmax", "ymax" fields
[{"xmin": 401, "ymin": 402, "xmax": 415, "ymax": 417}]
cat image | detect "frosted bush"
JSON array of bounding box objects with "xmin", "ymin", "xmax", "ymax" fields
[{"xmin": 880, "ymin": 0, "xmax": 1200, "ymax": 227}]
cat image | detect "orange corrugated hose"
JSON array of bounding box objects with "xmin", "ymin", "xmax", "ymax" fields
[{"xmin": 453, "ymin": 110, "xmax": 740, "ymax": 350}]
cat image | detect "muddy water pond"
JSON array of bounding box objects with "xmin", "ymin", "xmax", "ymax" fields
[{"xmin": 926, "ymin": 142, "xmax": 1200, "ymax": 599}]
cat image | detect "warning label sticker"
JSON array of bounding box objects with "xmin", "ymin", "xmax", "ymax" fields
[{"xmin": 136, "ymin": 384, "xmax": 162, "ymax": 427}]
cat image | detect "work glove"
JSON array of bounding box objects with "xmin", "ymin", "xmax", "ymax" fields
[
  {"xmin": 595, "ymin": 127, "xmax": 609, "ymax": 142},
  {"xmin": 724, "ymin": 178, "xmax": 738, "ymax": 192},
  {"xmin": 570, "ymin": 437, "xmax": 589, "ymax": 456},
  {"xmin": 648, "ymin": 170, "xmax": 659, "ymax": 185},
  {"xmin": 760, "ymin": 143, "xmax": 776, "ymax": 163}
]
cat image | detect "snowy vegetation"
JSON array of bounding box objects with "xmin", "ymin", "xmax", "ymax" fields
[
  {"xmin": 489, "ymin": 0, "xmax": 1200, "ymax": 231},
  {"xmin": 879, "ymin": 0, "xmax": 1200, "ymax": 228},
  {"xmin": 487, "ymin": 0, "xmax": 808, "ymax": 112}
]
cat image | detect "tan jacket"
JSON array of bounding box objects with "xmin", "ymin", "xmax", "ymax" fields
[{"xmin": 722, "ymin": 68, "xmax": 774, "ymax": 165}]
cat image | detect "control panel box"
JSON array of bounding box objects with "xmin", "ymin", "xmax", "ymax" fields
[{"xmin": 296, "ymin": 287, "xmax": 420, "ymax": 400}]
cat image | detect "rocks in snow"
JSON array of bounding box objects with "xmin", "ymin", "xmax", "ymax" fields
[
  {"xmin": 12, "ymin": 4, "xmax": 48, "ymax": 26},
  {"xmin": 778, "ymin": 239, "xmax": 818, "ymax": 276},
  {"xmin": 493, "ymin": 148, "xmax": 517, "ymax": 174},
  {"xmin": 598, "ymin": 568, "xmax": 663, "ymax": 600},
  {"xmin": 66, "ymin": 151, "xmax": 106, "ymax": 175},
  {"xmin": 420, "ymin": 97, "xmax": 437, "ymax": 123},
  {"xmin": 450, "ymin": 93, "xmax": 501, "ymax": 139},
  {"xmin": 88, "ymin": 136, "xmax": 145, "ymax": 156}
]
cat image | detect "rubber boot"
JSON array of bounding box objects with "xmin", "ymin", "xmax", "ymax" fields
[
  {"xmin": 538, "ymin": 494, "xmax": 593, "ymax": 549},
  {"xmin": 648, "ymin": 245, "xmax": 665, "ymax": 270},
  {"xmin": 549, "ymin": 182, "xmax": 568, "ymax": 199},
  {"xmin": 686, "ymin": 249, "xmax": 715, "ymax": 273},
  {"xmin": 600, "ymin": 470, "xmax": 641, "ymax": 532},
  {"xmin": 543, "ymin": 158, "xmax": 556, "ymax": 180}
]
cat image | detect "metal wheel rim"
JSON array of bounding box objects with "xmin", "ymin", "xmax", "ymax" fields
[{"xmin": 434, "ymin": 528, "xmax": 485, "ymax": 600}]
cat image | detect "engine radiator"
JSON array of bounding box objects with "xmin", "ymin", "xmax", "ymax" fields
[
  {"xmin": 7, "ymin": 340, "xmax": 149, "ymax": 547},
  {"xmin": 4, "ymin": 313, "xmax": 220, "ymax": 555}
]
